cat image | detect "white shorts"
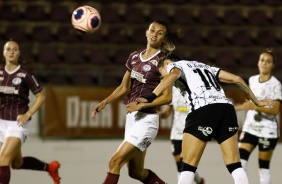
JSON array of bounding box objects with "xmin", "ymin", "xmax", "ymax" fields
[
  {"xmin": 0, "ymin": 119, "xmax": 31, "ymax": 144},
  {"xmin": 124, "ymin": 111, "xmax": 159, "ymax": 151}
]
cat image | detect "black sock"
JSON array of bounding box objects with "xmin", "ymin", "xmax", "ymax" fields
[
  {"xmin": 20, "ymin": 156, "xmax": 48, "ymax": 171},
  {"xmin": 176, "ymin": 157, "xmax": 183, "ymax": 172}
]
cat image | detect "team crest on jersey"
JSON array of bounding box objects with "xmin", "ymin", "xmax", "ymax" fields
[
  {"xmin": 12, "ymin": 77, "xmax": 22, "ymax": 85},
  {"xmin": 143, "ymin": 64, "xmax": 151, "ymax": 72},
  {"xmin": 150, "ymin": 59, "xmax": 158, "ymax": 66}
]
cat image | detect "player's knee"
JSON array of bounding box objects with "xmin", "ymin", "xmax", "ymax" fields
[
  {"xmin": 11, "ymin": 161, "xmax": 22, "ymax": 169},
  {"xmin": 11, "ymin": 156, "xmax": 23, "ymax": 169},
  {"xmin": 108, "ymin": 156, "xmax": 123, "ymax": 170}
]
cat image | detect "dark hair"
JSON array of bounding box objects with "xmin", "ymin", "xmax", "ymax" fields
[
  {"xmin": 262, "ymin": 47, "xmax": 276, "ymax": 65},
  {"xmin": 153, "ymin": 20, "xmax": 182, "ymax": 54},
  {"xmin": 157, "ymin": 53, "xmax": 182, "ymax": 68},
  {"xmin": 2, "ymin": 39, "xmax": 27, "ymax": 65}
]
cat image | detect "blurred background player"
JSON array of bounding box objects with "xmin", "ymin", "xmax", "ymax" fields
[
  {"xmin": 0, "ymin": 40, "xmax": 61, "ymax": 184},
  {"xmin": 235, "ymin": 48, "xmax": 282, "ymax": 184},
  {"xmin": 159, "ymin": 86, "xmax": 205, "ymax": 184},
  {"xmin": 92, "ymin": 20, "xmax": 181, "ymax": 184}
]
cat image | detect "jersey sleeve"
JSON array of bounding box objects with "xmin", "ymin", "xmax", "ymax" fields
[
  {"xmin": 125, "ymin": 51, "xmax": 135, "ymax": 72},
  {"xmin": 272, "ymin": 81, "xmax": 282, "ymax": 101},
  {"xmin": 210, "ymin": 66, "xmax": 221, "ymax": 76},
  {"xmin": 24, "ymin": 72, "xmax": 43, "ymax": 94},
  {"xmin": 167, "ymin": 62, "xmax": 182, "ymax": 73}
]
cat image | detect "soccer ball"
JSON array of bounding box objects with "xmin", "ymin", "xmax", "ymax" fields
[{"xmin": 71, "ymin": 5, "xmax": 101, "ymax": 34}]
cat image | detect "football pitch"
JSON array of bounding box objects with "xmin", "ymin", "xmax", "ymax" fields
[{"xmin": 11, "ymin": 137, "xmax": 282, "ymax": 184}]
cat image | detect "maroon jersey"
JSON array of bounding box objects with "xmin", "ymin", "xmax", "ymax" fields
[
  {"xmin": 0, "ymin": 65, "xmax": 43, "ymax": 120},
  {"xmin": 123, "ymin": 49, "xmax": 166, "ymax": 113}
]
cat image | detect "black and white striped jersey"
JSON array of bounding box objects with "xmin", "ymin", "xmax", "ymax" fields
[{"xmin": 166, "ymin": 60, "xmax": 232, "ymax": 113}]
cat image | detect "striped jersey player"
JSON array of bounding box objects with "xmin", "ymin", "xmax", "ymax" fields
[
  {"xmin": 0, "ymin": 65, "xmax": 42, "ymax": 121},
  {"xmin": 123, "ymin": 49, "xmax": 166, "ymax": 113}
]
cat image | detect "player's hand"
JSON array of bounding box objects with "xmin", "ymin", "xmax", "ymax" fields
[
  {"xmin": 256, "ymin": 99, "xmax": 275, "ymax": 108},
  {"xmin": 92, "ymin": 100, "xmax": 107, "ymax": 117},
  {"xmin": 16, "ymin": 112, "xmax": 31, "ymax": 126},
  {"xmin": 126, "ymin": 102, "xmax": 144, "ymax": 113},
  {"xmin": 241, "ymin": 100, "xmax": 257, "ymax": 110},
  {"xmin": 136, "ymin": 97, "xmax": 148, "ymax": 103}
]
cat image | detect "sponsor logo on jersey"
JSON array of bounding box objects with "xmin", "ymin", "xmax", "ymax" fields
[
  {"xmin": 250, "ymin": 124, "xmax": 264, "ymax": 132},
  {"xmin": 198, "ymin": 126, "xmax": 213, "ymax": 136},
  {"xmin": 0, "ymin": 86, "xmax": 19, "ymax": 94},
  {"xmin": 12, "ymin": 77, "xmax": 22, "ymax": 85},
  {"xmin": 131, "ymin": 70, "xmax": 146, "ymax": 83},
  {"xmin": 16, "ymin": 72, "xmax": 26, "ymax": 78},
  {"xmin": 176, "ymin": 106, "xmax": 189, "ymax": 112},
  {"xmin": 0, "ymin": 77, "xmax": 4, "ymax": 81}
]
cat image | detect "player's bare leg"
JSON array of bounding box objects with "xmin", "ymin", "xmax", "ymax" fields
[
  {"xmin": 178, "ymin": 133, "xmax": 206, "ymax": 184},
  {"xmin": 220, "ymin": 133, "xmax": 249, "ymax": 184},
  {"xmin": 0, "ymin": 137, "xmax": 21, "ymax": 184},
  {"xmin": 10, "ymin": 141, "xmax": 61, "ymax": 184}
]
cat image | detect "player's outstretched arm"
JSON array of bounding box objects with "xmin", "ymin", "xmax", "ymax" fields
[
  {"xmin": 218, "ymin": 70, "xmax": 274, "ymax": 108},
  {"xmin": 92, "ymin": 71, "xmax": 131, "ymax": 117}
]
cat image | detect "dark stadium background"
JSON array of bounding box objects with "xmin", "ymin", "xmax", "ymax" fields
[{"xmin": 1, "ymin": 0, "xmax": 282, "ymax": 140}]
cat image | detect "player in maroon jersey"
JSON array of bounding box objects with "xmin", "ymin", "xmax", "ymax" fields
[
  {"xmin": 92, "ymin": 20, "xmax": 180, "ymax": 184},
  {"xmin": 0, "ymin": 40, "xmax": 61, "ymax": 184}
]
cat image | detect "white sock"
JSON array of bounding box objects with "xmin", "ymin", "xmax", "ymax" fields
[
  {"xmin": 240, "ymin": 159, "xmax": 248, "ymax": 171},
  {"xmin": 231, "ymin": 168, "xmax": 249, "ymax": 184},
  {"xmin": 194, "ymin": 171, "xmax": 202, "ymax": 183},
  {"xmin": 178, "ymin": 171, "xmax": 195, "ymax": 184},
  {"xmin": 259, "ymin": 168, "xmax": 271, "ymax": 184}
]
